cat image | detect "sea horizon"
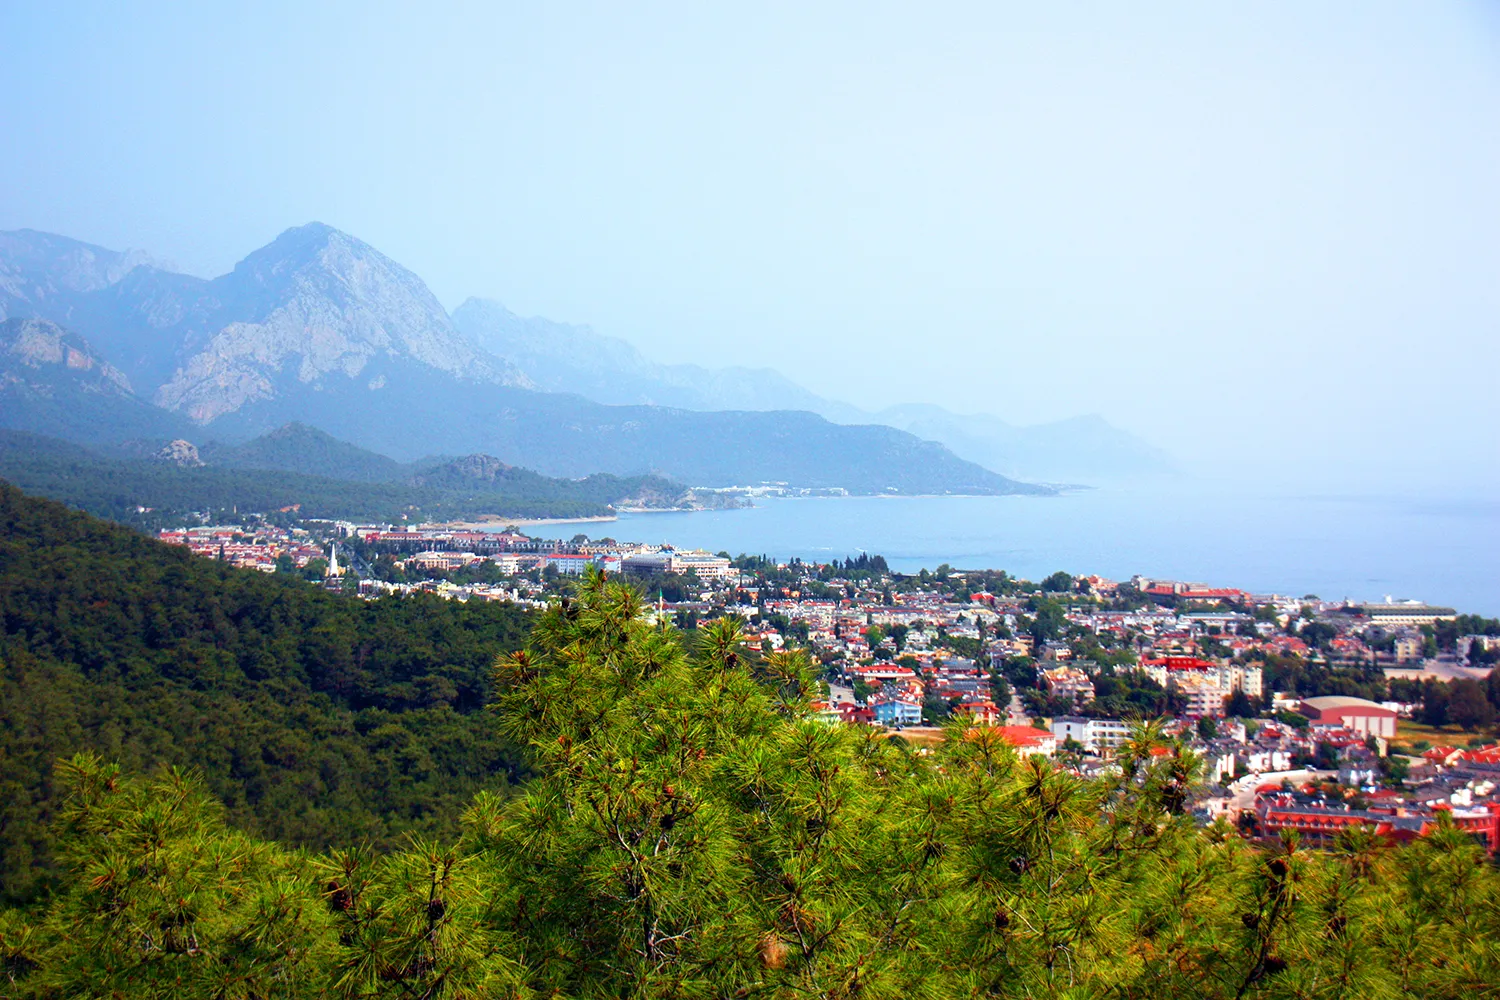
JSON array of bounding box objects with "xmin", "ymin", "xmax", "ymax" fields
[{"xmin": 512, "ymin": 481, "xmax": 1500, "ymax": 616}]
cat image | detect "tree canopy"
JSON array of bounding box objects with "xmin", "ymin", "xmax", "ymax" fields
[
  {"xmin": 4, "ymin": 568, "xmax": 1500, "ymax": 998},
  {"xmin": 0, "ymin": 480, "xmax": 531, "ymax": 904}
]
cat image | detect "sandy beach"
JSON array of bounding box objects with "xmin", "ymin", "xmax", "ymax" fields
[{"xmin": 429, "ymin": 514, "xmax": 620, "ymax": 530}]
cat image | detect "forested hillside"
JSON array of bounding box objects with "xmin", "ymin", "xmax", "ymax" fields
[
  {"xmin": 0, "ymin": 430, "xmax": 700, "ymax": 526},
  {"xmin": 0, "ymin": 481, "xmax": 531, "ymax": 904},
  {"xmin": 2, "ymin": 570, "xmax": 1498, "ymax": 998}
]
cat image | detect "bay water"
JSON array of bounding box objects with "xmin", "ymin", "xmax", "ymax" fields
[{"xmin": 528, "ymin": 483, "xmax": 1499, "ymax": 616}]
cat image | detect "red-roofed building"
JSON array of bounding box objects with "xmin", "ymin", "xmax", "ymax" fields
[
  {"xmin": 1141, "ymin": 582, "xmax": 1248, "ymax": 603},
  {"xmin": 993, "ymin": 726, "xmax": 1058, "ymax": 756},
  {"xmin": 1424, "ymin": 746, "xmax": 1465, "ymax": 766},
  {"xmin": 839, "ymin": 704, "xmax": 876, "ymax": 725},
  {"xmin": 955, "ymin": 699, "xmax": 1003, "ymax": 725},
  {"xmin": 1297, "ymin": 696, "xmax": 1397, "ymax": 739},
  {"xmin": 1462, "ymin": 744, "xmax": 1500, "ymax": 765},
  {"xmin": 1254, "ymin": 794, "xmax": 1500, "ymax": 854}
]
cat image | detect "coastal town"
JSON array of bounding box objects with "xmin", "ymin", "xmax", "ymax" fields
[{"xmin": 160, "ymin": 515, "xmax": 1500, "ymax": 857}]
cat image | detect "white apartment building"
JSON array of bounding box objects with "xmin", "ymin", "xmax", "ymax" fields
[
  {"xmin": 1051, "ymin": 717, "xmax": 1131, "ymax": 754},
  {"xmin": 622, "ymin": 549, "xmax": 736, "ymax": 582},
  {"xmin": 406, "ymin": 550, "xmax": 483, "ymax": 571},
  {"xmin": 488, "ymin": 554, "xmax": 534, "ymax": 575}
]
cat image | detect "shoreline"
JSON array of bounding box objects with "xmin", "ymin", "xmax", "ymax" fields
[
  {"xmin": 432, "ymin": 494, "xmax": 1062, "ymax": 532},
  {"xmin": 432, "ymin": 514, "xmax": 620, "ymax": 530}
]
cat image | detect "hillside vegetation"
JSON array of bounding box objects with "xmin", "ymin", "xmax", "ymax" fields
[
  {"xmin": 2, "ymin": 568, "xmax": 1498, "ymax": 998},
  {"xmin": 0, "ymin": 430, "xmax": 702, "ymax": 526},
  {"xmin": 0, "ymin": 481, "xmax": 531, "ymax": 904}
]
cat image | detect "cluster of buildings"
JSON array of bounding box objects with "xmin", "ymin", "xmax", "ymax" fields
[
  {"xmin": 350, "ymin": 524, "xmax": 736, "ymax": 582},
  {"xmin": 1134, "ymin": 657, "xmax": 1265, "ymax": 715},
  {"xmin": 836, "ymin": 655, "xmax": 1006, "ymax": 728},
  {"xmin": 746, "ymin": 588, "xmax": 1309, "ymax": 728},
  {"xmin": 1252, "ymin": 732, "xmax": 1500, "ymax": 854},
  {"xmin": 157, "ymin": 524, "xmax": 325, "ymax": 573},
  {"xmin": 158, "ymin": 513, "xmax": 1500, "ymax": 856},
  {"xmin": 1044, "ymin": 694, "xmax": 1500, "ymax": 855}
]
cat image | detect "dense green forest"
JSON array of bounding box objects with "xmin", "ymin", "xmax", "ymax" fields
[
  {"xmin": 3, "ymin": 567, "xmax": 1499, "ymax": 998},
  {"xmin": 0, "ymin": 480, "xmax": 532, "ymax": 905},
  {"xmin": 199, "ymin": 422, "xmax": 410, "ymax": 482},
  {"xmin": 0, "ymin": 430, "xmax": 694, "ymax": 525}
]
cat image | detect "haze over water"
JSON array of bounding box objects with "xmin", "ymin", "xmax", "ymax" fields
[{"xmin": 530, "ymin": 486, "xmax": 1500, "ymax": 616}]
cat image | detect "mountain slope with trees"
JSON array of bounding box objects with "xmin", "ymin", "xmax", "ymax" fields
[
  {"xmin": 0, "ymin": 481, "xmax": 533, "ymax": 904},
  {"xmin": 0, "ymin": 429, "xmax": 724, "ymax": 525},
  {"xmin": 202, "ymin": 421, "xmax": 409, "ymax": 482},
  {"xmin": 0, "ymin": 317, "xmax": 197, "ymax": 447}
]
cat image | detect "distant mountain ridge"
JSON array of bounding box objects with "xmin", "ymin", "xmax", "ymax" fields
[
  {"xmin": 453, "ymin": 297, "xmax": 1172, "ymax": 482},
  {"xmin": 205, "ymin": 422, "xmax": 721, "ymax": 513},
  {"xmin": 452, "ymin": 297, "xmax": 848, "ymax": 416},
  {"xmin": 869, "ymin": 405, "xmax": 1174, "ymax": 482},
  {"xmin": 0, "ymin": 229, "xmax": 164, "ymax": 318},
  {"xmin": 33, "ymin": 224, "xmax": 531, "ymax": 420},
  {"xmin": 0, "ymin": 224, "xmax": 1046, "ymax": 495}
]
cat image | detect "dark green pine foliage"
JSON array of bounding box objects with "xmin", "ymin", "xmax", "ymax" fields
[
  {"xmin": 0, "ymin": 480, "xmax": 531, "ymax": 904},
  {"xmin": 3, "ymin": 569, "xmax": 1500, "ymax": 997}
]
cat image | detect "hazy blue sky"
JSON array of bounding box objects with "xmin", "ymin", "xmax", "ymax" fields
[{"xmin": 2, "ymin": 2, "xmax": 1497, "ymax": 486}]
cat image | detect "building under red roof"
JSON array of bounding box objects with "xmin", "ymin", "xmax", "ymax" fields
[
  {"xmin": 1141, "ymin": 656, "xmax": 1216, "ymax": 671},
  {"xmin": 1462, "ymin": 744, "xmax": 1500, "ymax": 765},
  {"xmin": 992, "ymin": 726, "xmax": 1058, "ymax": 756}
]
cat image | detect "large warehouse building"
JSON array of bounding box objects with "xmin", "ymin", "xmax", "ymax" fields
[{"xmin": 1297, "ymin": 695, "xmax": 1398, "ymax": 738}]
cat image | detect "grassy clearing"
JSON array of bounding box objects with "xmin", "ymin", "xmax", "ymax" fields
[
  {"xmin": 1391, "ymin": 717, "xmax": 1493, "ymax": 751},
  {"xmin": 886, "ymin": 727, "xmax": 947, "ymax": 747}
]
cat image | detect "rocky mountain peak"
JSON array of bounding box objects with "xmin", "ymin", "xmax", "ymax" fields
[
  {"xmin": 230, "ymin": 222, "xmax": 377, "ymax": 289},
  {"xmin": 147, "ymin": 224, "xmax": 531, "ymax": 422},
  {"xmin": 0, "ymin": 317, "xmax": 132, "ymax": 394},
  {"xmin": 445, "ymin": 454, "xmax": 513, "ymax": 481},
  {"xmin": 155, "ymin": 439, "xmax": 203, "ymax": 466}
]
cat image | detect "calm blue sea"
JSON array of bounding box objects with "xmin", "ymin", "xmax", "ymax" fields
[{"xmin": 531, "ymin": 485, "xmax": 1500, "ymax": 616}]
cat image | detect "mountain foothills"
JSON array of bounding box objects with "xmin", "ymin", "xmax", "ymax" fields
[
  {"xmin": 0, "ymin": 425, "xmax": 726, "ymax": 526},
  {"xmin": 0, "ymin": 514, "xmax": 1495, "ymax": 997},
  {"xmin": 0, "ymin": 226, "xmax": 1054, "ymax": 495}
]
